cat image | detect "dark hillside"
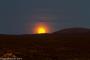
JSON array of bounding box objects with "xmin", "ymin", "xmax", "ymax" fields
[{"xmin": 0, "ymin": 28, "xmax": 90, "ymax": 60}]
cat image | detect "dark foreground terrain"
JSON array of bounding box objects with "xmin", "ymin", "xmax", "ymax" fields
[{"xmin": 0, "ymin": 28, "xmax": 90, "ymax": 60}]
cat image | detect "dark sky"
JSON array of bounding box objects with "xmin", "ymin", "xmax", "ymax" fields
[{"xmin": 0, "ymin": 0, "xmax": 90, "ymax": 34}]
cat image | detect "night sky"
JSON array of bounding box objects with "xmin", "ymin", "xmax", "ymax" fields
[{"xmin": 0, "ymin": 0, "xmax": 90, "ymax": 34}]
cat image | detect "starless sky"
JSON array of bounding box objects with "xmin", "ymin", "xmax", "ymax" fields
[{"xmin": 0, "ymin": 0, "xmax": 90, "ymax": 34}]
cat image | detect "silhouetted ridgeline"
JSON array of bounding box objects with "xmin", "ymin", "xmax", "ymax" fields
[{"xmin": 0, "ymin": 27, "xmax": 90, "ymax": 60}]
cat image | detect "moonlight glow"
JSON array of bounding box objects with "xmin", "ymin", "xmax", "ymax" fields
[
  {"xmin": 33, "ymin": 22, "xmax": 50, "ymax": 34},
  {"xmin": 37, "ymin": 26, "xmax": 46, "ymax": 34}
]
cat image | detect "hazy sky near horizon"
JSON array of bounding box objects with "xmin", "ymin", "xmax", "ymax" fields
[{"xmin": 0, "ymin": 0, "xmax": 90, "ymax": 34}]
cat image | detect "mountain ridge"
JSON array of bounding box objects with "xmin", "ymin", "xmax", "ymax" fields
[{"xmin": 53, "ymin": 27, "xmax": 90, "ymax": 34}]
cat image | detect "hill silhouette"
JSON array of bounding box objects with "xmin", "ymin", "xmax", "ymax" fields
[
  {"xmin": 53, "ymin": 27, "xmax": 90, "ymax": 34},
  {"xmin": 0, "ymin": 27, "xmax": 90, "ymax": 60}
]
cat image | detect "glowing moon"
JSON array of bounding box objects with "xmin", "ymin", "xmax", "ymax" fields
[
  {"xmin": 33, "ymin": 22, "xmax": 50, "ymax": 34},
  {"xmin": 37, "ymin": 26, "xmax": 46, "ymax": 34}
]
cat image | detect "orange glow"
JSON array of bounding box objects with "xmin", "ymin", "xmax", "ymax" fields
[
  {"xmin": 37, "ymin": 26, "xmax": 46, "ymax": 34},
  {"xmin": 33, "ymin": 22, "xmax": 50, "ymax": 34}
]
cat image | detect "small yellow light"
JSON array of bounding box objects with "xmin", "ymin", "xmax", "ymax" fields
[
  {"xmin": 33, "ymin": 22, "xmax": 50, "ymax": 34},
  {"xmin": 37, "ymin": 27, "xmax": 46, "ymax": 34}
]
